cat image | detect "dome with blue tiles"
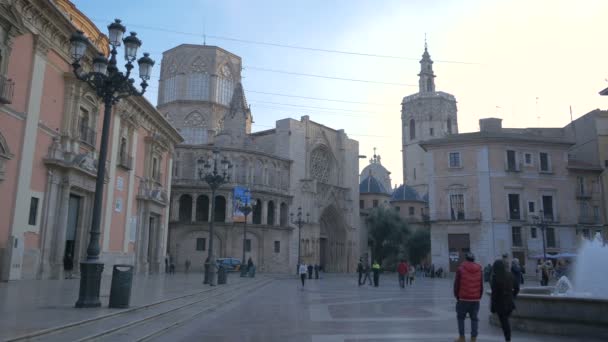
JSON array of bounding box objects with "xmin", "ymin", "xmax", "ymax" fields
[
  {"xmin": 359, "ymin": 148, "xmax": 392, "ymax": 193},
  {"xmin": 391, "ymin": 184, "xmax": 426, "ymax": 202},
  {"xmin": 359, "ymin": 175, "xmax": 389, "ymax": 194}
]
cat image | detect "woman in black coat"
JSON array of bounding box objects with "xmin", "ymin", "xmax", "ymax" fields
[{"xmin": 491, "ymin": 259, "xmax": 517, "ymax": 342}]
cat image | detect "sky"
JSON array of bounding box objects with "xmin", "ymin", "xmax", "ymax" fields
[{"xmin": 73, "ymin": 0, "xmax": 608, "ymax": 186}]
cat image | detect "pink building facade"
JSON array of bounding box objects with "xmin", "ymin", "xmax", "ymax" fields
[{"xmin": 0, "ymin": 0, "xmax": 182, "ymax": 281}]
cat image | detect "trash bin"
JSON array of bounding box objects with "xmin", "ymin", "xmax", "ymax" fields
[
  {"xmin": 218, "ymin": 265, "xmax": 227, "ymax": 284},
  {"xmin": 248, "ymin": 265, "xmax": 256, "ymax": 278},
  {"xmin": 109, "ymin": 264, "xmax": 134, "ymax": 308}
]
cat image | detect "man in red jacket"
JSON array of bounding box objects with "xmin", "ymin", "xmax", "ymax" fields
[
  {"xmin": 453, "ymin": 252, "xmax": 483, "ymax": 342},
  {"xmin": 397, "ymin": 259, "xmax": 408, "ymax": 288}
]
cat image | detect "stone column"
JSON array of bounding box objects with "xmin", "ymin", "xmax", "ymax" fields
[
  {"xmin": 191, "ymin": 193, "xmax": 197, "ymax": 222},
  {"xmin": 273, "ymin": 201, "xmax": 280, "ymax": 226},
  {"xmin": 261, "ymin": 200, "xmax": 268, "ymax": 225},
  {"xmin": 51, "ymin": 179, "xmax": 71, "ymax": 279},
  {"xmin": 225, "ymin": 192, "xmax": 233, "ymax": 223}
]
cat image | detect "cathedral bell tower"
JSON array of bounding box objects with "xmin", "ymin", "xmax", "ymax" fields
[
  {"xmin": 401, "ymin": 43, "xmax": 458, "ymax": 195},
  {"xmin": 418, "ymin": 43, "xmax": 436, "ymax": 94}
]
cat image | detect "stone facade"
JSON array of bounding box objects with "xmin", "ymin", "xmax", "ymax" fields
[
  {"xmin": 420, "ymin": 118, "xmax": 608, "ymax": 274},
  {"xmin": 161, "ymin": 44, "xmax": 361, "ymax": 274},
  {"xmin": 0, "ymin": 0, "xmax": 182, "ymax": 281}
]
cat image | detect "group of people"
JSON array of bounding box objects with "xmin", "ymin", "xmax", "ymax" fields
[
  {"xmin": 356, "ymin": 259, "xmax": 382, "ymax": 287},
  {"xmin": 454, "ymin": 253, "xmax": 523, "ymax": 342},
  {"xmin": 298, "ymin": 263, "xmax": 321, "ymax": 287}
]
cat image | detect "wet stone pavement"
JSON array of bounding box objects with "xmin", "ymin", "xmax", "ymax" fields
[{"xmin": 153, "ymin": 274, "xmax": 600, "ymax": 342}]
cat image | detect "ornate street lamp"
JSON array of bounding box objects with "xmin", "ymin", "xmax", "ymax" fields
[
  {"xmin": 290, "ymin": 207, "xmax": 309, "ymax": 273},
  {"xmin": 237, "ymin": 190, "xmax": 256, "ymax": 277},
  {"xmin": 197, "ymin": 148, "xmax": 232, "ymax": 286},
  {"xmin": 533, "ymin": 211, "xmax": 548, "ymax": 263},
  {"xmin": 70, "ymin": 19, "xmax": 153, "ymax": 308}
]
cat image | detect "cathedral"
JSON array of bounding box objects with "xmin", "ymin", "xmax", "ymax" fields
[{"xmin": 159, "ymin": 44, "xmax": 361, "ymax": 273}]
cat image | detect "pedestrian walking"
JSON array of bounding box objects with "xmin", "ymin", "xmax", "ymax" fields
[
  {"xmin": 247, "ymin": 257, "xmax": 254, "ymax": 271},
  {"xmin": 299, "ymin": 263, "xmax": 307, "ymax": 288},
  {"xmin": 491, "ymin": 259, "xmax": 517, "ymax": 342},
  {"xmin": 483, "ymin": 263, "xmax": 492, "ymax": 283},
  {"xmin": 362, "ymin": 262, "xmax": 372, "ymax": 285},
  {"xmin": 511, "ymin": 258, "xmax": 523, "ymax": 290},
  {"xmin": 397, "ymin": 259, "xmax": 408, "ymax": 288},
  {"xmin": 453, "ymin": 252, "xmax": 483, "ymax": 342},
  {"xmin": 307, "ymin": 264, "xmax": 313, "ymax": 279},
  {"xmin": 63, "ymin": 253, "xmax": 74, "ymax": 279},
  {"xmin": 357, "ymin": 259, "xmax": 364, "ymax": 286},
  {"xmin": 408, "ymin": 264, "xmax": 415, "ymax": 285},
  {"xmin": 372, "ymin": 260, "xmax": 381, "ymax": 287},
  {"xmin": 539, "ymin": 260, "xmax": 550, "ymax": 286},
  {"xmin": 164, "ymin": 254, "xmax": 169, "ymax": 274},
  {"xmin": 314, "ymin": 264, "xmax": 319, "ymax": 279},
  {"xmin": 185, "ymin": 259, "xmax": 191, "ymax": 274}
]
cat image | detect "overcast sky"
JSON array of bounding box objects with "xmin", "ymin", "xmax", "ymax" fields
[{"xmin": 73, "ymin": 0, "xmax": 608, "ymax": 186}]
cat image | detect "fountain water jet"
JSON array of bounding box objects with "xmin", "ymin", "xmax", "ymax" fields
[{"xmin": 572, "ymin": 232, "xmax": 608, "ymax": 298}]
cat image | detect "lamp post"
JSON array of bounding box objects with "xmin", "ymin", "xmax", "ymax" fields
[
  {"xmin": 198, "ymin": 148, "xmax": 232, "ymax": 286},
  {"xmin": 237, "ymin": 190, "xmax": 255, "ymax": 277},
  {"xmin": 534, "ymin": 210, "xmax": 548, "ymax": 263},
  {"xmin": 290, "ymin": 207, "xmax": 309, "ymax": 273},
  {"xmin": 69, "ymin": 20, "xmax": 154, "ymax": 308}
]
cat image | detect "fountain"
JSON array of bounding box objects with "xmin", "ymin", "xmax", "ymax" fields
[{"xmin": 489, "ymin": 233, "xmax": 608, "ymax": 339}]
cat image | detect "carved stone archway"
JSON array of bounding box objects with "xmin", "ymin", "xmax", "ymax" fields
[{"xmin": 319, "ymin": 205, "xmax": 347, "ymax": 272}]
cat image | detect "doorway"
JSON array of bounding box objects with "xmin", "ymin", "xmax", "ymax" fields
[
  {"xmin": 448, "ymin": 233, "xmax": 470, "ymax": 272},
  {"xmin": 64, "ymin": 195, "xmax": 81, "ymax": 273},
  {"xmin": 319, "ymin": 237, "xmax": 327, "ymax": 268},
  {"xmin": 147, "ymin": 215, "xmax": 157, "ymax": 272}
]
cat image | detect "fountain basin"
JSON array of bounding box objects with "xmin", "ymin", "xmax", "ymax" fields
[{"xmin": 489, "ymin": 287, "xmax": 608, "ymax": 339}]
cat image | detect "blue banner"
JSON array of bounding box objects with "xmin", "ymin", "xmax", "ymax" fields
[{"xmin": 233, "ymin": 186, "xmax": 251, "ymax": 222}]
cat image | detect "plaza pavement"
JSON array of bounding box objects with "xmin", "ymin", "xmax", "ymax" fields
[
  {"xmin": 0, "ymin": 271, "xmax": 267, "ymax": 341},
  {"xmin": 154, "ymin": 273, "xmax": 603, "ymax": 342}
]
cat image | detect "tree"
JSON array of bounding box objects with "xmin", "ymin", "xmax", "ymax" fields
[
  {"xmin": 408, "ymin": 229, "xmax": 431, "ymax": 265},
  {"xmin": 366, "ymin": 207, "xmax": 410, "ymax": 266}
]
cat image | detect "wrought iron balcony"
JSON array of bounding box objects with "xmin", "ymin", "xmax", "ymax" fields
[
  {"xmin": 153, "ymin": 171, "xmax": 163, "ymax": 183},
  {"xmin": 117, "ymin": 152, "xmax": 133, "ymax": 170},
  {"xmin": 431, "ymin": 211, "xmax": 482, "ymax": 222},
  {"xmin": 79, "ymin": 124, "xmax": 96, "ymax": 147},
  {"xmin": 578, "ymin": 215, "xmax": 600, "ymax": 225},
  {"xmin": 0, "ymin": 74, "xmax": 14, "ymax": 104}
]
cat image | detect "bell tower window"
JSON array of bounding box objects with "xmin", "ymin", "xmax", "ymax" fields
[{"xmin": 409, "ymin": 119, "xmax": 416, "ymax": 140}]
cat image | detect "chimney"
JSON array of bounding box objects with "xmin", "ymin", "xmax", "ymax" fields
[{"xmin": 479, "ymin": 118, "xmax": 502, "ymax": 132}]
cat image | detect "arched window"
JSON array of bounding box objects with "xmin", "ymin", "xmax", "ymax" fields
[
  {"xmin": 267, "ymin": 201, "xmax": 275, "ymax": 225},
  {"xmin": 214, "ymin": 195, "xmax": 226, "ymax": 222},
  {"xmin": 162, "ymin": 75, "xmax": 178, "ymax": 104},
  {"xmin": 237, "ymin": 158, "xmax": 247, "ymax": 184},
  {"xmin": 179, "ymin": 194, "xmax": 193, "ymax": 222},
  {"xmin": 409, "ymin": 119, "xmax": 416, "ymax": 140},
  {"xmin": 254, "ymin": 160, "xmax": 263, "ymax": 185},
  {"xmin": 252, "ymin": 199, "xmax": 262, "ymax": 224},
  {"xmin": 196, "ymin": 195, "xmax": 209, "ymax": 222},
  {"xmin": 427, "ymin": 80, "xmax": 433, "ymax": 92},
  {"xmin": 119, "ymin": 137, "xmax": 127, "ymax": 158},
  {"xmin": 0, "ymin": 130, "xmax": 12, "ymax": 181},
  {"xmin": 217, "ymin": 65, "xmax": 234, "ymax": 106},
  {"xmin": 185, "ymin": 72, "xmax": 210, "ymax": 101},
  {"xmin": 447, "ymin": 118, "xmax": 452, "ymax": 134}
]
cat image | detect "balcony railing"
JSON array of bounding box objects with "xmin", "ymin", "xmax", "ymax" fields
[
  {"xmin": 576, "ymin": 190, "xmax": 593, "ymax": 199},
  {"xmin": 0, "ymin": 74, "xmax": 14, "ymax": 104},
  {"xmin": 578, "ymin": 215, "xmax": 600, "ymax": 225},
  {"xmin": 79, "ymin": 124, "xmax": 96, "ymax": 147},
  {"xmin": 117, "ymin": 152, "xmax": 133, "ymax": 170},
  {"xmin": 431, "ymin": 211, "xmax": 482, "ymax": 222}
]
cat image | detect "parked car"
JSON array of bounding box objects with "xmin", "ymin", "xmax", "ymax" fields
[{"xmin": 216, "ymin": 258, "xmax": 242, "ymax": 272}]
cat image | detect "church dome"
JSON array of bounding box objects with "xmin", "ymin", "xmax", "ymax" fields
[
  {"xmin": 359, "ymin": 175, "xmax": 388, "ymax": 194},
  {"xmin": 391, "ymin": 184, "xmax": 425, "ymax": 202}
]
